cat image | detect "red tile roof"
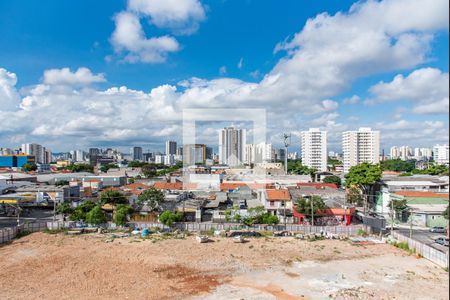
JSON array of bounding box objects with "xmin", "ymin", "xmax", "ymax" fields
[
  {"xmin": 395, "ymin": 191, "xmax": 449, "ymax": 198},
  {"xmin": 153, "ymin": 182, "xmax": 183, "ymax": 190},
  {"xmin": 220, "ymin": 183, "xmax": 246, "ymax": 191},
  {"xmin": 266, "ymin": 189, "xmax": 291, "ymax": 201},
  {"xmin": 297, "ymin": 183, "xmax": 338, "ymax": 189}
]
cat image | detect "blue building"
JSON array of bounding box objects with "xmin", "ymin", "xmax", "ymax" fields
[{"xmin": 0, "ymin": 155, "xmax": 35, "ymax": 168}]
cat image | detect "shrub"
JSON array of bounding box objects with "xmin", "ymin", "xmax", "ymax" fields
[
  {"xmin": 114, "ymin": 205, "xmax": 133, "ymax": 226},
  {"xmin": 85, "ymin": 206, "xmax": 106, "ymax": 225},
  {"xmin": 159, "ymin": 211, "xmax": 184, "ymax": 227}
]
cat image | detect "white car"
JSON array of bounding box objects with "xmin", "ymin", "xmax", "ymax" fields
[{"xmin": 430, "ymin": 226, "xmax": 446, "ymax": 233}]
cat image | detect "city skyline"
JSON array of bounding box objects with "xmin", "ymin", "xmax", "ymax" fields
[{"xmin": 0, "ymin": 0, "xmax": 448, "ymax": 152}]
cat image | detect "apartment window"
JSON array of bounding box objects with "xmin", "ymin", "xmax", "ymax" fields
[{"xmin": 270, "ymin": 201, "xmax": 275, "ymax": 207}]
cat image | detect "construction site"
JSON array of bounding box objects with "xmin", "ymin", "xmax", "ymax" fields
[{"xmin": 0, "ymin": 230, "xmax": 448, "ymax": 300}]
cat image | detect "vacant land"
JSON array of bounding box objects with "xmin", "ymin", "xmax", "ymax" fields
[{"xmin": 0, "ymin": 232, "xmax": 448, "ymax": 299}]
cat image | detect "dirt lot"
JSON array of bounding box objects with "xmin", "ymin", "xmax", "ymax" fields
[{"xmin": 0, "ymin": 232, "xmax": 448, "ymax": 299}]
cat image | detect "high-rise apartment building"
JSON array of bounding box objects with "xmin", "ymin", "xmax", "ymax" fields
[
  {"xmin": 165, "ymin": 141, "xmax": 177, "ymax": 156},
  {"xmin": 342, "ymin": 128, "xmax": 380, "ymax": 173},
  {"xmin": 433, "ymin": 144, "xmax": 449, "ymax": 165},
  {"xmin": 21, "ymin": 143, "xmax": 51, "ymax": 164},
  {"xmin": 132, "ymin": 146, "xmax": 143, "ymax": 161},
  {"xmin": 184, "ymin": 144, "xmax": 207, "ymax": 166},
  {"xmin": 301, "ymin": 128, "xmax": 327, "ymax": 172},
  {"xmin": 244, "ymin": 143, "xmax": 273, "ymax": 165},
  {"xmin": 219, "ymin": 127, "xmax": 246, "ymax": 167}
]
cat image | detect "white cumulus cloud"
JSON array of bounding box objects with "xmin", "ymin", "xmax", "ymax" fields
[
  {"xmin": 43, "ymin": 67, "xmax": 106, "ymax": 86},
  {"xmin": 369, "ymin": 67, "xmax": 449, "ymax": 114},
  {"xmin": 110, "ymin": 0, "xmax": 205, "ymax": 63}
]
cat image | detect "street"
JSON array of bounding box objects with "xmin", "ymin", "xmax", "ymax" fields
[
  {"xmin": 396, "ymin": 227, "xmax": 449, "ymax": 253},
  {"xmin": 0, "ymin": 209, "xmax": 54, "ymax": 229}
]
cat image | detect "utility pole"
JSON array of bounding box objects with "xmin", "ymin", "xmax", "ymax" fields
[
  {"xmin": 282, "ymin": 133, "xmax": 291, "ymax": 175},
  {"xmin": 311, "ymin": 197, "xmax": 314, "ymax": 226},
  {"xmin": 409, "ymin": 208, "xmax": 413, "ymax": 239},
  {"xmin": 390, "ymin": 199, "xmax": 395, "ymax": 235}
]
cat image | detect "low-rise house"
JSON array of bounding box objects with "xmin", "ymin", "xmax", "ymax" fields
[
  {"xmin": 261, "ymin": 189, "xmax": 293, "ymax": 223},
  {"xmin": 289, "ymin": 185, "xmax": 352, "ymax": 225},
  {"xmin": 375, "ymin": 176, "xmax": 449, "ymax": 217},
  {"xmin": 292, "ymin": 207, "xmax": 355, "ymax": 225},
  {"xmin": 391, "ymin": 191, "xmax": 448, "ymax": 227}
]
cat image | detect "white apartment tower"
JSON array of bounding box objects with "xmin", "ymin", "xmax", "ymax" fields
[
  {"xmin": 342, "ymin": 128, "xmax": 380, "ymax": 173},
  {"xmin": 21, "ymin": 143, "xmax": 51, "ymax": 164},
  {"xmin": 433, "ymin": 144, "xmax": 449, "ymax": 165},
  {"xmin": 244, "ymin": 143, "xmax": 273, "ymax": 165},
  {"xmin": 219, "ymin": 127, "xmax": 246, "ymax": 167},
  {"xmin": 300, "ymin": 128, "xmax": 327, "ymax": 172}
]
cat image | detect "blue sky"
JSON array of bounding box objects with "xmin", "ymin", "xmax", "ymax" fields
[{"xmin": 0, "ymin": 0, "xmax": 448, "ymax": 153}]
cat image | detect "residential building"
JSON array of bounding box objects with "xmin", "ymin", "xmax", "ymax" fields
[
  {"xmin": 132, "ymin": 146, "xmax": 143, "ymax": 161},
  {"xmin": 244, "ymin": 143, "xmax": 273, "ymax": 165},
  {"xmin": 155, "ymin": 155, "xmax": 164, "ymax": 164},
  {"xmin": 184, "ymin": 144, "xmax": 206, "ymax": 165},
  {"xmin": 433, "ymin": 144, "xmax": 449, "ymax": 165},
  {"xmin": 301, "ymin": 128, "xmax": 327, "ymax": 172},
  {"xmin": 219, "ymin": 127, "xmax": 246, "ymax": 167},
  {"xmin": 261, "ymin": 189, "xmax": 293, "ymax": 223},
  {"xmin": 164, "ymin": 154, "xmax": 175, "ymax": 166},
  {"xmin": 21, "ymin": 143, "xmax": 51, "ymax": 164},
  {"xmin": 288, "ymin": 152, "xmax": 299, "ymax": 160},
  {"xmin": 88, "ymin": 148, "xmax": 100, "ymax": 166},
  {"xmin": 205, "ymin": 147, "xmax": 213, "ymax": 160},
  {"xmin": 0, "ymin": 148, "xmax": 14, "ymax": 155},
  {"xmin": 274, "ymin": 148, "xmax": 285, "ymax": 162},
  {"xmin": 176, "ymin": 147, "xmax": 183, "ymax": 156},
  {"xmin": 165, "ymin": 141, "xmax": 177, "ymax": 156},
  {"xmin": 390, "ymin": 145, "xmax": 413, "ymax": 160},
  {"xmin": 342, "ymin": 128, "xmax": 380, "ymax": 173},
  {"xmin": 414, "ymin": 147, "xmax": 433, "ymax": 160}
]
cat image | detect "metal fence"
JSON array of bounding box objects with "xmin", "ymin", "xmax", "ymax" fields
[
  {"xmin": 131, "ymin": 222, "xmax": 364, "ymax": 235},
  {"xmin": 1, "ymin": 221, "xmax": 364, "ymax": 244},
  {"xmin": 392, "ymin": 231, "xmax": 449, "ymax": 269},
  {"xmin": 0, "ymin": 222, "xmax": 47, "ymax": 244}
]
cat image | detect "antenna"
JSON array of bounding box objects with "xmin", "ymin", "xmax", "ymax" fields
[{"xmin": 282, "ymin": 133, "xmax": 291, "ymax": 175}]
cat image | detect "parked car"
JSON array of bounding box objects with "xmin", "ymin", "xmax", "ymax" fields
[
  {"xmin": 430, "ymin": 226, "xmax": 446, "ymax": 233},
  {"xmin": 434, "ymin": 237, "xmax": 449, "ymax": 247}
]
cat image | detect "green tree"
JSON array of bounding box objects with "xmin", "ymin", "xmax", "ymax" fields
[
  {"xmin": 85, "ymin": 206, "xmax": 106, "ymax": 225},
  {"xmin": 55, "ymin": 180, "xmax": 70, "ymax": 186},
  {"xmin": 344, "ymin": 163, "xmax": 382, "ymax": 214},
  {"xmin": 66, "ymin": 163, "xmax": 94, "ymax": 173},
  {"xmin": 159, "ymin": 211, "xmax": 184, "ymax": 227},
  {"xmin": 327, "ymin": 157, "xmax": 342, "ymax": 171},
  {"xmin": 141, "ymin": 164, "xmax": 157, "ymax": 178},
  {"xmin": 69, "ymin": 201, "xmax": 96, "ymax": 221},
  {"xmin": 346, "ymin": 187, "xmax": 364, "ymax": 206},
  {"xmin": 137, "ymin": 188, "xmax": 164, "ymax": 211},
  {"xmin": 56, "ymin": 202, "xmax": 73, "ymax": 215},
  {"xmin": 22, "ymin": 163, "xmax": 37, "ymax": 172},
  {"xmin": 443, "ymin": 205, "xmax": 449, "ymax": 220},
  {"xmin": 381, "ymin": 159, "xmax": 415, "ymax": 172},
  {"xmin": 128, "ymin": 161, "xmax": 148, "ymax": 168},
  {"xmin": 323, "ymin": 175, "xmax": 342, "ymax": 187},
  {"xmin": 295, "ymin": 196, "xmax": 328, "ymax": 219},
  {"xmin": 114, "ymin": 204, "xmax": 134, "ymax": 226},
  {"xmin": 287, "ymin": 161, "xmax": 311, "ymax": 175},
  {"xmin": 261, "ymin": 214, "xmax": 279, "ymax": 225},
  {"xmin": 99, "ymin": 190, "xmax": 128, "ymax": 205},
  {"xmin": 100, "ymin": 163, "xmax": 118, "ymax": 173}
]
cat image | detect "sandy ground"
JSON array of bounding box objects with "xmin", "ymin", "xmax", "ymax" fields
[{"xmin": 0, "ymin": 232, "xmax": 448, "ymax": 300}]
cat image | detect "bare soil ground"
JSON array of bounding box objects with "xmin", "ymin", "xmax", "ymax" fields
[{"xmin": 0, "ymin": 232, "xmax": 448, "ymax": 299}]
